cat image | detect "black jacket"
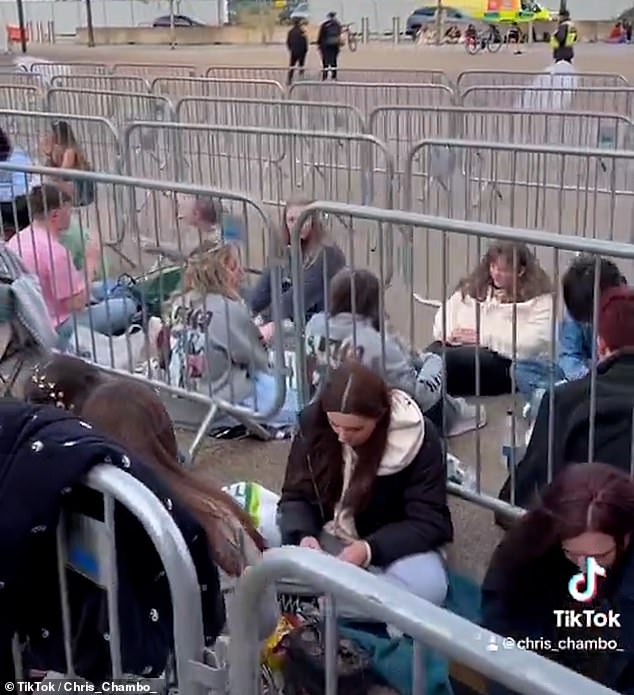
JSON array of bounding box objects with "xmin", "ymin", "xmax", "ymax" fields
[
  {"xmin": 287, "ymin": 24, "xmax": 308, "ymax": 55},
  {"xmin": 317, "ymin": 19, "xmax": 342, "ymax": 50},
  {"xmin": 483, "ymin": 531, "xmax": 634, "ymax": 694},
  {"xmin": 278, "ymin": 404, "xmax": 453, "ymax": 567},
  {"xmin": 0, "ymin": 401, "xmax": 224, "ymax": 682},
  {"xmin": 499, "ymin": 351, "xmax": 634, "ymax": 512}
]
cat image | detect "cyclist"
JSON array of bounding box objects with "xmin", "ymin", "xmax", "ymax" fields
[{"xmin": 317, "ymin": 11, "xmax": 342, "ymax": 80}]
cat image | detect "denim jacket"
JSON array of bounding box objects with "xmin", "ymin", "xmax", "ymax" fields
[{"xmin": 558, "ymin": 312, "xmax": 593, "ymax": 381}]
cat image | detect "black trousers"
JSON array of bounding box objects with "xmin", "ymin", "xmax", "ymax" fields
[
  {"xmin": 287, "ymin": 52, "xmax": 306, "ymax": 85},
  {"xmin": 427, "ymin": 342, "xmax": 513, "ymax": 397},
  {"xmin": 0, "ymin": 195, "xmax": 30, "ymax": 241},
  {"xmin": 320, "ymin": 46, "xmax": 340, "ymax": 80}
]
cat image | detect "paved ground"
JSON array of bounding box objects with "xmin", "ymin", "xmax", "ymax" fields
[{"xmin": 16, "ymin": 40, "xmax": 634, "ymax": 584}]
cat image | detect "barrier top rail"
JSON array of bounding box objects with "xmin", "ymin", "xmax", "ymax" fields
[
  {"xmin": 28, "ymin": 61, "xmax": 110, "ymax": 75},
  {"xmin": 229, "ymin": 547, "xmax": 616, "ymax": 695},
  {"xmin": 111, "ymin": 62, "xmax": 197, "ymax": 77},
  {"xmin": 456, "ymin": 69, "xmax": 630, "ymax": 90},
  {"xmin": 49, "ymin": 74, "xmax": 152, "ymax": 92}
]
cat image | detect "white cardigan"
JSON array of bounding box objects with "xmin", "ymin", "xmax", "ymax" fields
[{"xmin": 432, "ymin": 290, "xmax": 554, "ymax": 361}]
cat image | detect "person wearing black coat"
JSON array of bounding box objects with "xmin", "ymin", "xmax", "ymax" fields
[
  {"xmin": 316, "ymin": 11, "xmax": 342, "ymax": 81},
  {"xmin": 483, "ymin": 463, "xmax": 634, "ymax": 695},
  {"xmin": 286, "ymin": 17, "xmax": 308, "ymax": 86},
  {"xmin": 278, "ymin": 361, "xmax": 453, "ymax": 606},
  {"xmin": 0, "ymin": 400, "xmax": 224, "ymax": 682},
  {"xmin": 499, "ymin": 287, "xmax": 634, "ymax": 517}
]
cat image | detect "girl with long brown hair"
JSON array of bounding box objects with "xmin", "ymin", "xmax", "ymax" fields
[
  {"xmin": 483, "ymin": 462, "xmax": 634, "ymax": 694},
  {"xmin": 429, "ymin": 241, "xmax": 553, "ymax": 396},
  {"xmin": 279, "ymin": 360, "xmax": 453, "ymax": 605},
  {"xmin": 246, "ymin": 196, "xmax": 345, "ymax": 343},
  {"xmin": 81, "ymin": 379, "xmax": 279, "ymax": 638}
]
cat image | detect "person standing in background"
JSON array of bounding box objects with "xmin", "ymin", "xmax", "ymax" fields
[
  {"xmin": 317, "ymin": 11, "xmax": 342, "ymax": 81},
  {"xmin": 286, "ymin": 17, "xmax": 308, "ymax": 86},
  {"xmin": 550, "ymin": 8, "xmax": 576, "ymax": 64}
]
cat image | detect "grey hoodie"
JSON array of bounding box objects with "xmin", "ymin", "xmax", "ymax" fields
[
  {"xmin": 168, "ymin": 292, "xmax": 270, "ymax": 404},
  {"xmin": 305, "ymin": 311, "xmax": 443, "ymax": 413}
]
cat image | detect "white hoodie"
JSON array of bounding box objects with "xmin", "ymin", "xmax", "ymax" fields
[{"xmin": 323, "ymin": 389, "xmax": 425, "ymax": 563}]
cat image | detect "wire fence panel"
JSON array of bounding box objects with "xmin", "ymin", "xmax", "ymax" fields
[
  {"xmin": 230, "ymin": 547, "xmax": 616, "ymax": 695},
  {"xmin": 175, "ymin": 96, "xmax": 365, "ymax": 133},
  {"xmin": 0, "ymin": 109, "xmax": 121, "ymax": 177},
  {"xmin": 151, "ymin": 77, "xmax": 285, "ymax": 102},
  {"xmin": 461, "ymin": 85, "xmax": 634, "ymax": 116},
  {"xmin": 204, "ymin": 65, "xmax": 450, "ymax": 85},
  {"xmin": 0, "ymin": 161, "xmax": 289, "ymax": 452},
  {"xmin": 285, "ymin": 201, "xmax": 634, "ymax": 504},
  {"xmin": 289, "ymin": 81, "xmax": 455, "ymax": 118},
  {"xmin": 46, "ymin": 88, "xmax": 174, "ymax": 129},
  {"xmin": 0, "ymin": 85, "xmax": 42, "ymax": 111},
  {"xmin": 404, "ymin": 139, "xmax": 634, "ymax": 298},
  {"xmin": 456, "ymin": 69, "xmax": 629, "ymax": 92},
  {"xmin": 111, "ymin": 62, "xmax": 197, "ymax": 78},
  {"xmin": 0, "ymin": 71, "xmax": 46, "ymax": 87},
  {"xmin": 28, "ymin": 61, "xmax": 110, "ymax": 80},
  {"xmin": 49, "ymin": 74, "xmax": 152, "ymax": 93},
  {"xmin": 122, "ymin": 121, "xmax": 394, "ymax": 211}
]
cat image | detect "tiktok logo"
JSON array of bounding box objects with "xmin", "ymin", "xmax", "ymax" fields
[{"xmin": 568, "ymin": 557, "xmax": 607, "ymax": 603}]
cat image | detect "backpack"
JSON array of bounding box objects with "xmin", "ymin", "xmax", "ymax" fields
[{"xmin": 281, "ymin": 616, "xmax": 374, "ymax": 695}]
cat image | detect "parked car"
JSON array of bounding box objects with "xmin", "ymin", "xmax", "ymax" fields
[
  {"xmin": 279, "ymin": 1, "xmax": 309, "ymax": 24},
  {"xmin": 405, "ymin": 6, "xmax": 472, "ymax": 38},
  {"xmin": 152, "ymin": 15, "xmax": 207, "ymax": 28}
]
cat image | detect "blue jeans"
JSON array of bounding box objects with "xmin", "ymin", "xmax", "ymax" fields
[
  {"xmin": 514, "ymin": 359, "xmax": 565, "ymax": 397},
  {"xmin": 57, "ymin": 296, "xmax": 139, "ymax": 346}
]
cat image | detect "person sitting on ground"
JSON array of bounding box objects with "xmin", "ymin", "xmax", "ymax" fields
[
  {"xmin": 163, "ymin": 239, "xmax": 298, "ymax": 429},
  {"xmin": 0, "ymin": 127, "xmax": 38, "ymax": 240},
  {"xmin": 305, "ymin": 267, "xmax": 483, "ymax": 436},
  {"xmin": 278, "ymin": 360, "xmax": 453, "ymax": 606},
  {"xmin": 81, "ymin": 379, "xmax": 279, "ymax": 640},
  {"xmin": 7, "ymin": 185, "xmax": 137, "ymax": 341},
  {"xmin": 40, "ymin": 119, "xmax": 95, "ymax": 206},
  {"xmin": 484, "ymin": 463, "xmax": 634, "ymax": 695},
  {"xmin": 246, "ymin": 196, "xmax": 345, "ymax": 343},
  {"xmin": 499, "ymin": 286, "xmax": 634, "ymax": 512},
  {"xmin": 514, "ymin": 255, "xmax": 627, "ymax": 414},
  {"xmin": 429, "ymin": 242, "xmax": 553, "ymax": 397}
]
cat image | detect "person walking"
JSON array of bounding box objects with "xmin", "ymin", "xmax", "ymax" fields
[
  {"xmin": 317, "ymin": 11, "xmax": 342, "ymax": 81},
  {"xmin": 286, "ymin": 17, "xmax": 308, "ymax": 86}
]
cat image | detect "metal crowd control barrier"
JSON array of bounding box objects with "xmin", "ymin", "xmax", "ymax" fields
[
  {"xmin": 368, "ymin": 105, "xmax": 634, "ymax": 174},
  {"xmin": 204, "ymin": 65, "xmax": 450, "ymax": 85},
  {"xmin": 404, "ymin": 138, "xmax": 634, "ymax": 252},
  {"xmin": 229, "ymin": 547, "xmax": 616, "ymax": 695},
  {"xmin": 0, "ymin": 71, "xmax": 45, "ymax": 87},
  {"xmin": 28, "ymin": 61, "xmax": 110, "ymax": 79},
  {"xmin": 175, "ymin": 95, "xmax": 365, "ymax": 133},
  {"xmin": 0, "ymin": 162, "xmax": 289, "ymax": 452},
  {"xmin": 36, "ymin": 463, "xmax": 214, "ymax": 693},
  {"xmin": 121, "ymin": 121, "xmax": 395, "ymax": 214},
  {"xmin": 151, "ymin": 76, "xmax": 285, "ymax": 102},
  {"xmin": 456, "ymin": 69, "xmax": 629, "ymax": 92},
  {"xmin": 288, "ymin": 201, "xmax": 634, "ymax": 498},
  {"xmin": 46, "ymin": 88, "xmax": 174, "ymax": 129},
  {"xmin": 461, "ymin": 84, "xmax": 634, "ymax": 116},
  {"xmin": 0, "ymin": 108, "xmax": 121, "ymax": 176},
  {"xmin": 0, "ymin": 84, "xmax": 42, "ymax": 111},
  {"xmin": 49, "ymin": 74, "xmax": 152, "ymax": 93},
  {"xmin": 289, "ymin": 81, "xmax": 455, "ymax": 117},
  {"xmin": 111, "ymin": 62, "xmax": 197, "ymax": 78}
]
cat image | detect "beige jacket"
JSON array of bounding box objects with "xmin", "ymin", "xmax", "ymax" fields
[{"xmin": 432, "ymin": 290, "xmax": 554, "ymax": 361}]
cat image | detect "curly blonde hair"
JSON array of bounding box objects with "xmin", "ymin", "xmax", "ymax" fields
[{"xmin": 183, "ymin": 240, "xmax": 241, "ymax": 300}]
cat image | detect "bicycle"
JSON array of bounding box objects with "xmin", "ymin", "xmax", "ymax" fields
[
  {"xmin": 342, "ymin": 22, "xmax": 358, "ymax": 52},
  {"xmin": 465, "ymin": 24, "xmax": 502, "ymax": 54}
]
